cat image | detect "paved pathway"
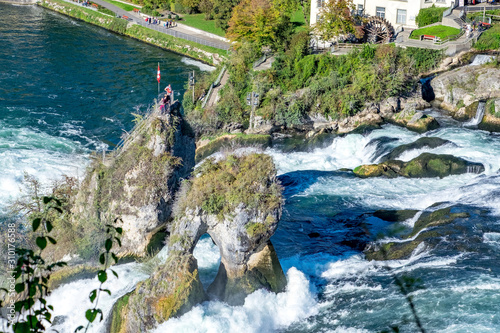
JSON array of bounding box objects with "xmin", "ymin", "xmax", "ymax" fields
[{"xmin": 87, "ymin": 0, "xmax": 230, "ymax": 50}]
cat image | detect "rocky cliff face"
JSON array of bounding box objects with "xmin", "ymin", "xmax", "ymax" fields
[
  {"xmin": 431, "ymin": 66, "xmax": 500, "ymax": 118},
  {"xmin": 119, "ymin": 153, "xmax": 286, "ymax": 332},
  {"xmin": 72, "ymin": 108, "xmax": 195, "ymax": 258}
]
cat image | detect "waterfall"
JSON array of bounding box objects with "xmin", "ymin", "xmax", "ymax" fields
[
  {"xmin": 467, "ymin": 165, "xmax": 483, "ymax": 174},
  {"xmin": 469, "ymin": 55, "xmax": 496, "ymax": 66},
  {"xmin": 464, "ymin": 102, "xmax": 486, "ymax": 127}
]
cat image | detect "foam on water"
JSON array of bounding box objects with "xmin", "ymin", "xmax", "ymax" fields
[
  {"xmin": 152, "ymin": 268, "xmax": 318, "ymax": 333},
  {"xmin": 0, "ymin": 123, "xmax": 88, "ymax": 212},
  {"xmin": 181, "ymin": 57, "xmax": 216, "ymax": 72}
]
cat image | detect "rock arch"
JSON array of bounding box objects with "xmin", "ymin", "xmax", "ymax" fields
[{"xmin": 119, "ymin": 154, "xmax": 287, "ymax": 332}]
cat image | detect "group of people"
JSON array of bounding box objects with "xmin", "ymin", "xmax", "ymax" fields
[
  {"xmin": 465, "ymin": 20, "xmax": 485, "ymax": 38},
  {"xmin": 145, "ymin": 17, "xmax": 176, "ymax": 28},
  {"xmin": 159, "ymin": 84, "xmax": 173, "ymax": 114}
]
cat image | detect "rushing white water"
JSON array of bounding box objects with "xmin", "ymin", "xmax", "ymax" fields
[
  {"xmin": 0, "ymin": 122, "xmax": 88, "ymax": 212},
  {"xmin": 152, "ymin": 268, "xmax": 318, "ymax": 333},
  {"xmin": 469, "ymin": 55, "xmax": 496, "ymax": 66},
  {"xmin": 181, "ymin": 57, "xmax": 216, "ymax": 72},
  {"xmin": 464, "ymin": 101, "xmax": 486, "ymax": 127}
]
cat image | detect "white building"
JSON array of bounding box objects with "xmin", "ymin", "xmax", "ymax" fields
[{"xmin": 311, "ymin": 0, "xmax": 455, "ymax": 31}]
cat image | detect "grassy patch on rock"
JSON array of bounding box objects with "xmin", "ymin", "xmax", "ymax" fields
[{"xmin": 178, "ymin": 154, "xmax": 282, "ymax": 218}]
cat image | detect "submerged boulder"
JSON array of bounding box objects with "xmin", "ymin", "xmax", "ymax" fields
[
  {"xmin": 380, "ymin": 137, "xmax": 453, "ymax": 162},
  {"xmin": 365, "ymin": 206, "xmax": 472, "ymax": 261},
  {"xmin": 71, "ymin": 107, "xmax": 195, "ymax": 258},
  {"xmin": 120, "ymin": 154, "xmax": 286, "ymax": 331},
  {"xmin": 354, "ymin": 153, "xmax": 484, "ymax": 179}
]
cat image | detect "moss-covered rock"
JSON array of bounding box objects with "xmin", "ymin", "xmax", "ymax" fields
[
  {"xmin": 388, "ymin": 111, "xmax": 440, "ymax": 133},
  {"xmin": 108, "ymin": 292, "xmax": 132, "ymax": 333},
  {"xmin": 72, "ymin": 108, "xmax": 195, "ymax": 258},
  {"xmin": 195, "ymin": 134, "xmax": 272, "ymax": 162},
  {"xmin": 478, "ymin": 99, "xmax": 500, "ymax": 132},
  {"xmin": 365, "ymin": 206, "xmax": 471, "ymax": 261},
  {"xmin": 47, "ymin": 264, "xmax": 99, "ymax": 290},
  {"xmin": 380, "ymin": 137, "xmax": 452, "ymax": 162},
  {"xmin": 431, "ymin": 66, "xmax": 500, "ymax": 115},
  {"xmin": 125, "ymin": 254, "xmax": 206, "ymax": 332},
  {"xmin": 354, "ymin": 153, "xmax": 484, "ymax": 179}
]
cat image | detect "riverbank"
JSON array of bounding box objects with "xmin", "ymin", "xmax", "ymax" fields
[{"xmin": 37, "ymin": 0, "xmax": 227, "ymax": 65}]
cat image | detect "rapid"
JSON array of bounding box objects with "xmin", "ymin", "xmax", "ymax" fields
[{"xmin": 1, "ymin": 3, "xmax": 500, "ymax": 333}]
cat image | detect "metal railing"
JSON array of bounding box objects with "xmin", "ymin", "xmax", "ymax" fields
[
  {"xmin": 443, "ymin": 1, "xmax": 459, "ymax": 17},
  {"xmin": 133, "ymin": 20, "xmax": 230, "ymax": 51}
]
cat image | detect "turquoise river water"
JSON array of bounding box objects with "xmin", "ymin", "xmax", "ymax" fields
[{"xmin": 1, "ymin": 3, "xmax": 500, "ymax": 333}]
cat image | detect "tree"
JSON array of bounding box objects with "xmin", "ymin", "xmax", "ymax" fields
[
  {"xmin": 226, "ymin": 0, "xmax": 295, "ymax": 47},
  {"xmin": 315, "ymin": 0, "xmax": 357, "ymax": 41},
  {"xmin": 212, "ymin": 0, "xmax": 239, "ymax": 30}
]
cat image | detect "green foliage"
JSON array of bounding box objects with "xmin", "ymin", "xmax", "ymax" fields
[
  {"xmin": 474, "ymin": 24, "xmax": 500, "ymax": 51},
  {"xmin": 75, "ymin": 218, "xmax": 122, "ymax": 333},
  {"xmin": 98, "ymin": 6, "xmax": 116, "ymax": 16},
  {"xmin": 415, "ymin": 5, "xmax": 447, "ymax": 27},
  {"xmin": 212, "ymin": 0, "xmax": 239, "ymax": 30},
  {"xmin": 177, "ymin": 154, "xmax": 282, "ymax": 218},
  {"xmin": 315, "ymin": 0, "xmax": 357, "ymax": 41},
  {"xmin": 226, "ymin": 0, "xmax": 295, "ymax": 49},
  {"xmin": 3, "ymin": 197, "xmax": 66, "ymax": 333}
]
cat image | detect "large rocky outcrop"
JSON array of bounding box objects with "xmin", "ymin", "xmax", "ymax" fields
[
  {"xmin": 353, "ymin": 153, "xmax": 484, "ymax": 179},
  {"xmin": 117, "ymin": 154, "xmax": 286, "ymax": 332},
  {"xmin": 431, "ymin": 66, "xmax": 500, "ymax": 119},
  {"xmin": 72, "ymin": 107, "xmax": 195, "ymax": 257}
]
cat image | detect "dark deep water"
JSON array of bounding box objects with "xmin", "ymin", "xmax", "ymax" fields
[
  {"xmin": 0, "ymin": 3, "xmax": 209, "ymax": 211},
  {"xmin": 2, "ymin": 3, "xmax": 500, "ymax": 333}
]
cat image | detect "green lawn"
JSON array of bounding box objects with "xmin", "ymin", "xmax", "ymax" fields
[
  {"xmin": 291, "ymin": 9, "xmax": 308, "ymax": 32},
  {"xmin": 180, "ymin": 14, "xmax": 226, "ymax": 37},
  {"xmin": 102, "ymin": 0, "xmax": 140, "ymax": 12},
  {"xmin": 474, "ymin": 24, "xmax": 500, "ymax": 50},
  {"xmin": 410, "ymin": 25, "xmax": 461, "ymax": 40}
]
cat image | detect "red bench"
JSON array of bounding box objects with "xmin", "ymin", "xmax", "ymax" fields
[
  {"xmin": 420, "ymin": 34, "xmax": 439, "ymax": 42},
  {"xmin": 133, "ymin": 8, "xmax": 139, "ymax": 12},
  {"xmin": 122, "ymin": 15, "xmax": 129, "ymax": 20}
]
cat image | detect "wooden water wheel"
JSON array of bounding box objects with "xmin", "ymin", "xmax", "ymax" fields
[{"xmin": 363, "ymin": 16, "xmax": 395, "ymax": 44}]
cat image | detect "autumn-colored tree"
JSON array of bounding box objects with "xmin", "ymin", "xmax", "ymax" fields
[
  {"xmin": 226, "ymin": 0, "xmax": 295, "ymax": 47},
  {"xmin": 315, "ymin": 0, "xmax": 357, "ymax": 41}
]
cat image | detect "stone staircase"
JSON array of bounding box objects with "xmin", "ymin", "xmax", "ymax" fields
[{"xmin": 442, "ymin": 8, "xmax": 467, "ymax": 29}]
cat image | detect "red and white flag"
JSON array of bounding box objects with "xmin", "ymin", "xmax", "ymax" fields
[{"xmin": 157, "ymin": 63, "xmax": 160, "ymax": 83}]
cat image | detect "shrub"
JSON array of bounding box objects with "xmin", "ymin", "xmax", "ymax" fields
[{"xmin": 415, "ymin": 5, "xmax": 447, "ymax": 27}]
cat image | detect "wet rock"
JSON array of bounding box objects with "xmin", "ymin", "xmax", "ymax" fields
[
  {"xmin": 380, "ymin": 137, "xmax": 453, "ymax": 162},
  {"xmin": 72, "ymin": 109, "xmax": 195, "ymax": 257},
  {"xmin": 478, "ymin": 99, "xmax": 500, "ymax": 132},
  {"xmin": 365, "ymin": 206, "xmax": 472, "ymax": 261},
  {"xmin": 373, "ymin": 209, "xmax": 419, "ymax": 222},
  {"xmin": 354, "ymin": 153, "xmax": 484, "ymax": 179},
  {"xmin": 431, "ymin": 66, "xmax": 500, "ymax": 118},
  {"xmin": 388, "ymin": 110, "xmax": 439, "ymax": 133}
]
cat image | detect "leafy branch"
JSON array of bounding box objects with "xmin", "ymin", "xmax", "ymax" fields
[{"xmin": 75, "ymin": 218, "xmax": 122, "ymax": 333}]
